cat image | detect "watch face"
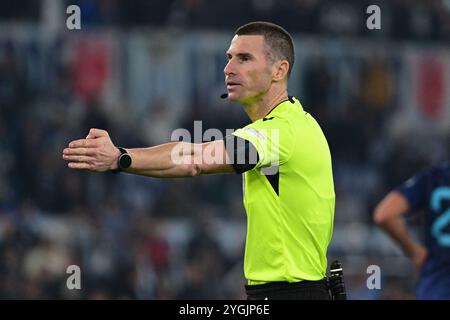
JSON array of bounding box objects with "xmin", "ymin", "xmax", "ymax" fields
[{"xmin": 119, "ymin": 153, "xmax": 132, "ymax": 169}]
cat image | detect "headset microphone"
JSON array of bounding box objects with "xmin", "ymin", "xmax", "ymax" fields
[{"xmin": 220, "ymin": 93, "xmax": 228, "ymax": 99}]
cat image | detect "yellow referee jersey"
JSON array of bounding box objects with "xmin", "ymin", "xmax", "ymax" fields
[{"xmin": 232, "ymin": 97, "xmax": 335, "ymax": 285}]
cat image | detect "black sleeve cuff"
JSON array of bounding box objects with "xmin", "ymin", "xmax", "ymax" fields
[{"xmin": 223, "ymin": 134, "xmax": 259, "ymax": 174}]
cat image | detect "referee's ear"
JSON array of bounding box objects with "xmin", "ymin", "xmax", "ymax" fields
[{"xmin": 272, "ymin": 60, "xmax": 289, "ymax": 83}]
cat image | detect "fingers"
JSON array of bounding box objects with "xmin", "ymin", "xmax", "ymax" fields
[
  {"xmin": 67, "ymin": 162, "xmax": 94, "ymax": 170},
  {"xmin": 63, "ymin": 147, "xmax": 96, "ymax": 156},
  {"xmin": 68, "ymin": 139, "xmax": 98, "ymax": 149},
  {"xmin": 87, "ymin": 128, "xmax": 108, "ymax": 139},
  {"xmin": 62, "ymin": 154, "xmax": 97, "ymax": 162},
  {"xmin": 73, "ymin": 128, "xmax": 109, "ymax": 145}
]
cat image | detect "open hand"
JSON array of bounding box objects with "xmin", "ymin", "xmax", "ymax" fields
[{"xmin": 63, "ymin": 128, "xmax": 120, "ymax": 172}]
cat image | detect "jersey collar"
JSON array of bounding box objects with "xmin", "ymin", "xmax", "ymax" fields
[{"xmin": 263, "ymin": 95, "xmax": 300, "ymax": 118}]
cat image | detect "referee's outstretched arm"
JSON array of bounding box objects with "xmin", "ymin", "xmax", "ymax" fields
[{"xmin": 62, "ymin": 128, "xmax": 243, "ymax": 177}]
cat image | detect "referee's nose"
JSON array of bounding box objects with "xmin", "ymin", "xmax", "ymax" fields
[{"xmin": 224, "ymin": 60, "xmax": 236, "ymax": 77}]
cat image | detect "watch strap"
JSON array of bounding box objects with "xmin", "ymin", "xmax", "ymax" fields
[{"xmin": 112, "ymin": 147, "xmax": 128, "ymax": 173}]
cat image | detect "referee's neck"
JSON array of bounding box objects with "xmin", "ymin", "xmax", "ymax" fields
[{"xmin": 243, "ymin": 89, "xmax": 288, "ymax": 122}]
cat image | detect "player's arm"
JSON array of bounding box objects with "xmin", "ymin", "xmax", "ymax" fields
[
  {"xmin": 62, "ymin": 128, "xmax": 256, "ymax": 177},
  {"xmin": 373, "ymin": 191, "xmax": 427, "ymax": 270}
]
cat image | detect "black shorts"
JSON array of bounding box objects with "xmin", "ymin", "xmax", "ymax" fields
[{"xmin": 245, "ymin": 279, "xmax": 331, "ymax": 300}]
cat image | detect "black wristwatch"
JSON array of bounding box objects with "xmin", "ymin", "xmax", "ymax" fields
[{"xmin": 113, "ymin": 147, "xmax": 132, "ymax": 173}]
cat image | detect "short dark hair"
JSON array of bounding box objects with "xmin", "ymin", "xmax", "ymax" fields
[{"xmin": 235, "ymin": 21, "xmax": 295, "ymax": 79}]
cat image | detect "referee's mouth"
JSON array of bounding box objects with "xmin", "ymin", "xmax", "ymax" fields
[{"xmin": 226, "ymin": 81, "xmax": 241, "ymax": 89}]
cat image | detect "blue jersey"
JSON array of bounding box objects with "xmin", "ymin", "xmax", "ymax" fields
[{"xmin": 396, "ymin": 162, "xmax": 450, "ymax": 299}]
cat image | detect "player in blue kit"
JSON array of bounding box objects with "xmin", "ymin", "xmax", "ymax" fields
[{"xmin": 373, "ymin": 162, "xmax": 450, "ymax": 299}]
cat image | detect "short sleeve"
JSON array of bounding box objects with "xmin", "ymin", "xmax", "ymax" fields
[
  {"xmin": 395, "ymin": 170, "xmax": 428, "ymax": 212},
  {"xmin": 232, "ymin": 118, "xmax": 292, "ymax": 170}
]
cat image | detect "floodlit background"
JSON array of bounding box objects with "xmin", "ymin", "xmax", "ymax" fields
[{"xmin": 1, "ymin": 0, "xmax": 450, "ymax": 299}]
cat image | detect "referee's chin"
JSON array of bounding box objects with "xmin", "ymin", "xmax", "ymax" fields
[{"xmin": 226, "ymin": 92, "xmax": 241, "ymax": 103}]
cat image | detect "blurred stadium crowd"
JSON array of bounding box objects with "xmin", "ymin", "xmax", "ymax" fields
[
  {"xmin": 1, "ymin": 0, "xmax": 450, "ymax": 299},
  {"xmin": 3, "ymin": 0, "xmax": 450, "ymax": 42}
]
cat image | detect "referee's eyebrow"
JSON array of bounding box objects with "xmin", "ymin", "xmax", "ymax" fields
[{"xmin": 227, "ymin": 52, "xmax": 254, "ymax": 60}]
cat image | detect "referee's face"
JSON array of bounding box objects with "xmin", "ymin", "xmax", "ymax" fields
[{"xmin": 224, "ymin": 35, "xmax": 274, "ymax": 104}]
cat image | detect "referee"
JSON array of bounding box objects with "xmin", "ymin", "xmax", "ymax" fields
[{"xmin": 62, "ymin": 21, "xmax": 335, "ymax": 300}]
